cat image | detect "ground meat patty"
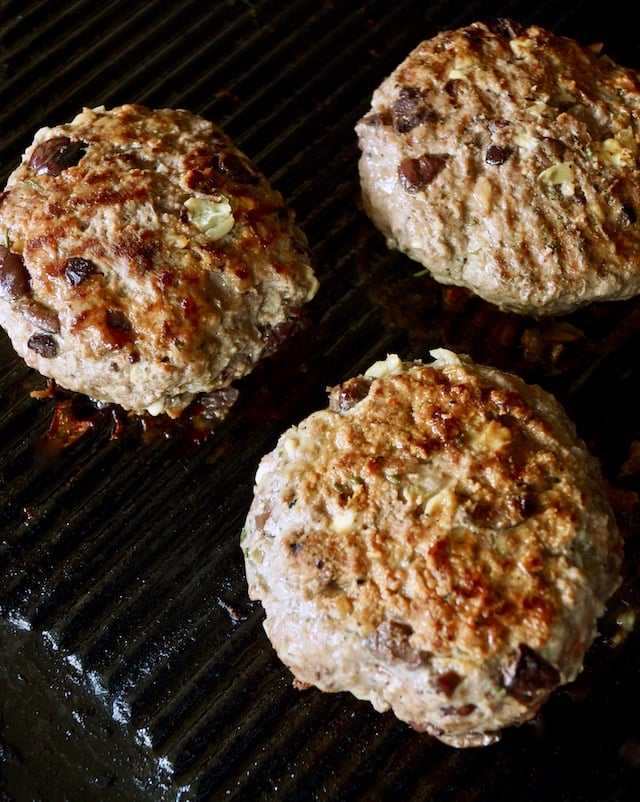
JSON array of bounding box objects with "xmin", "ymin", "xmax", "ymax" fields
[
  {"xmin": 0, "ymin": 104, "xmax": 318, "ymax": 416},
  {"xmin": 242, "ymin": 350, "xmax": 622, "ymax": 747},
  {"xmin": 355, "ymin": 19, "xmax": 640, "ymax": 316}
]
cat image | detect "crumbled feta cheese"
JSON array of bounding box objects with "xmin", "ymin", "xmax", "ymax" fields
[
  {"xmin": 429, "ymin": 348, "xmax": 462, "ymax": 367},
  {"xmin": 538, "ymin": 161, "xmax": 576, "ymax": 196},
  {"xmin": 184, "ymin": 195, "xmax": 234, "ymax": 240},
  {"xmin": 469, "ymin": 419, "xmax": 512, "ymax": 451},
  {"xmin": 448, "ymin": 53, "xmax": 479, "ymax": 80},
  {"xmin": 597, "ymin": 137, "xmax": 634, "ymax": 168},
  {"xmin": 473, "ymin": 175, "xmax": 493, "ymax": 212},
  {"xmin": 331, "ymin": 509, "xmax": 356, "ymax": 533},
  {"xmin": 365, "ymin": 353, "xmax": 404, "ymax": 379}
]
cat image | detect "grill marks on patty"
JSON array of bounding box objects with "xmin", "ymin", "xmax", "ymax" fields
[
  {"xmin": 0, "ymin": 105, "xmax": 318, "ymax": 415},
  {"xmin": 243, "ymin": 352, "xmax": 622, "ymax": 747},
  {"xmin": 356, "ymin": 20, "xmax": 640, "ymax": 314}
]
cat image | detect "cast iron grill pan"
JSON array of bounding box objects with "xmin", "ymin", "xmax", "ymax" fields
[{"xmin": 1, "ymin": 2, "xmax": 640, "ymax": 800}]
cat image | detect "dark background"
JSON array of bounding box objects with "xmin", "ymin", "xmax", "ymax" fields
[{"xmin": 1, "ymin": 2, "xmax": 640, "ymax": 800}]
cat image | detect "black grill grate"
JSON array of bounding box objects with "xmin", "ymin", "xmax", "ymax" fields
[{"xmin": 2, "ymin": 2, "xmax": 640, "ymax": 800}]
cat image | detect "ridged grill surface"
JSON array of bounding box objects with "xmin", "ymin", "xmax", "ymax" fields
[{"xmin": 2, "ymin": 2, "xmax": 640, "ymax": 801}]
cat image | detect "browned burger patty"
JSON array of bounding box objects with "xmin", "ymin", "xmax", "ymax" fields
[
  {"xmin": 242, "ymin": 350, "xmax": 622, "ymax": 747},
  {"xmin": 0, "ymin": 104, "xmax": 318, "ymax": 417},
  {"xmin": 356, "ymin": 19, "xmax": 640, "ymax": 316}
]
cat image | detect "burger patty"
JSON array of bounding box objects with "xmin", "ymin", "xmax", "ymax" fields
[
  {"xmin": 242, "ymin": 350, "xmax": 622, "ymax": 747},
  {"xmin": 356, "ymin": 19, "xmax": 640, "ymax": 316},
  {"xmin": 0, "ymin": 104, "xmax": 318, "ymax": 417}
]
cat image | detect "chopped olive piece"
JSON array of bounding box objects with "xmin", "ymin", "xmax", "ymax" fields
[
  {"xmin": 65, "ymin": 257, "xmax": 98, "ymax": 286},
  {"xmin": 199, "ymin": 386, "xmax": 240, "ymax": 420},
  {"xmin": 504, "ymin": 644, "xmax": 560, "ymax": 701},
  {"xmin": 0, "ymin": 246, "xmax": 31, "ymax": 300},
  {"xmin": 361, "ymin": 110, "xmax": 393, "ymax": 127},
  {"xmin": 20, "ymin": 299, "xmax": 60, "ymax": 333},
  {"xmin": 106, "ymin": 309, "xmax": 132, "ymax": 332},
  {"xmin": 211, "ymin": 151, "xmax": 260, "ymax": 183},
  {"xmin": 367, "ymin": 620, "xmax": 429, "ymax": 668},
  {"xmin": 392, "ymin": 87, "xmax": 436, "ymax": 133},
  {"xmin": 330, "ymin": 376, "xmax": 372, "ymax": 412},
  {"xmin": 28, "ymin": 137, "xmax": 87, "ymax": 176},
  {"xmin": 485, "ymin": 145, "xmax": 511, "ymax": 165},
  {"xmin": 434, "ymin": 670, "xmax": 463, "ymax": 698},
  {"xmin": 27, "ymin": 332, "xmax": 57, "ymax": 357},
  {"xmin": 399, "ymin": 154, "xmax": 448, "ymax": 193}
]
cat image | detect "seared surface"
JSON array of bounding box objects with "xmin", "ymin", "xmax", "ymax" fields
[
  {"xmin": 243, "ymin": 352, "xmax": 622, "ymax": 747},
  {"xmin": 357, "ymin": 20, "xmax": 640, "ymax": 315}
]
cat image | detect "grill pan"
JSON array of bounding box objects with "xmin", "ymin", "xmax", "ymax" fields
[{"xmin": 1, "ymin": 2, "xmax": 640, "ymax": 800}]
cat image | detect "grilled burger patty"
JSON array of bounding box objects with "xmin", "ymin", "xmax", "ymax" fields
[
  {"xmin": 0, "ymin": 104, "xmax": 318, "ymax": 417},
  {"xmin": 356, "ymin": 19, "xmax": 640, "ymax": 316},
  {"xmin": 242, "ymin": 350, "xmax": 622, "ymax": 747}
]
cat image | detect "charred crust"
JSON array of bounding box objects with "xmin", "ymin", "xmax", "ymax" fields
[
  {"xmin": 456, "ymin": 487, "xmax": 528, "ymax": 529},
  {"xmin": 444, "ymin": 78, "xmax": 465, "ymax": 101},
  {"xmin": 184, "ymin": 168, "xmax": 222, "ymax": 195},
  {"xmin": 621, "ymin": 202, "xmax": 637, "ymax": 225},
  {"xmin": 113, "ymin": 232, "xmax": 157, "ymax": 273}
]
